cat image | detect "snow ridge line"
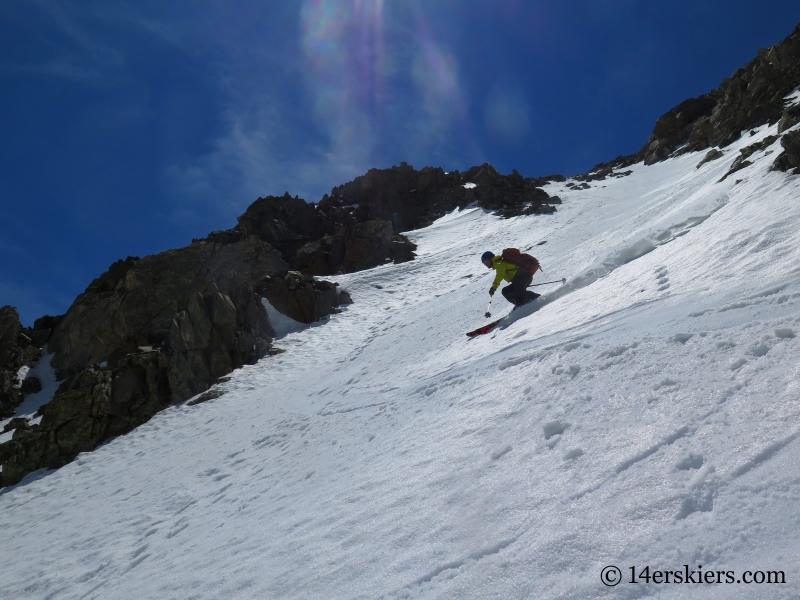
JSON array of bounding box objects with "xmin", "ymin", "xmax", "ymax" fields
[
  {"xmin": 569, "ymin": 426, "xmax": 800, "ymax": 506},
  {"xmin": 317, "ymin": 401, "xmax": 390, "ymax": 416},
  {"xmin": 396, "ymin": 537, "xmax": 517, "ymax": 593},
  {"xmin": 614, "ymin": 426, "xmax": 690, "ymax": 474},
  {"xmin": 493, "ymin": 299, "xmax": 661, "ymax": 370},
  {"xmin": 728, "ymin": 429, "xmax": 800, "ymax": 480},
  {"xmin": 570, "ymin": 425, "xmax": 692, "ymax": 501},
  {"xmin": 538, "ymin": 208, "xmax": 719, "ymax": 308}
]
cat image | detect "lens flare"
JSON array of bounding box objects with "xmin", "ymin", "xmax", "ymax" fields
[
  {"xmin": 300, "ymin": 0, "xmax": 385, "ymax": 159},
  {"xmin": 412, "ymin": 34, "xmax": 464, "ymax": 123},
  {"xmin": 484, "ymin": 86, "xmax": 530, "ymax": 144},
  {"xmin": 300, "ymin": 0, "xmax": 467, "ymax": 165}
]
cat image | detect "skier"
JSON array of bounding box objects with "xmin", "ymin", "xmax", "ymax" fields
[{"xmin": 481, "ymin": 250, "xmax": 540, "ymax": 308}]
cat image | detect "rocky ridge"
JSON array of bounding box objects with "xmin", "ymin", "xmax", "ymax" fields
[
  {"xmin": 0, "ymin": 230, "xmax": 350, "ymax": 486},
  {"xmin": 572, "ymin": 23, "xmax": 800, "ymax": 182},
  {"xmin": 640, "ymin": 23, "xmax": 800, "ymax": 166},
  {"xmin": 228, "ymin": 162, "xmax": 560, "ymax": 277}
]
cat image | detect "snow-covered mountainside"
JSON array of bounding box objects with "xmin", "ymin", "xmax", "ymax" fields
[{"xmin": 2, "ymin": 122, "xmax": 800, "ymax": 598}]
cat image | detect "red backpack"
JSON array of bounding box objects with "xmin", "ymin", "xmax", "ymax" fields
[{"xmin": 501, "ymin": 248, "xmax": 540, "ymax": 275}]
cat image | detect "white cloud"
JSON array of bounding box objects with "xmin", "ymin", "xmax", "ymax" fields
[
  {"xmin": 165, "ymin": 96, "xmax": 366, "ymax": 218},
  {"xmin": 15, "ymin": 0, "xmax": 125, "ymax": 79}
]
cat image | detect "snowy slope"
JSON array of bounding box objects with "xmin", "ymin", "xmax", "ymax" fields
[{"xmin": 2, "ymin": 123, "xmax": 800, "ymax": 599}]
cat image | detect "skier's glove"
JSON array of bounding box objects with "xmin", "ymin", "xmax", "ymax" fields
[{"xmin": 489, "ymin": 287, "xmax": 495, "ymax": 296}]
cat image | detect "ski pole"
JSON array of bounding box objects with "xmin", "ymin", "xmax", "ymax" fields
[
  {"xmin": 531, "ymin": 278, "xmax": 567, "ymax": 287},
  {"xmin": 485, "ymin": 296, "xmax": 493, "ymax": 318}
]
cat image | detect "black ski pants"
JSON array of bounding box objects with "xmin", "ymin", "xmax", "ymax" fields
[{"xmin": 501, "ymin": 272, "xmax": 534, "ymax": 306}]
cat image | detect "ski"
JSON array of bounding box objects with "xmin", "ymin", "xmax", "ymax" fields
[
  {"xmin": 466, "ymin": 317, "xmax": 505, "ymax": 338},
  {"xmin": 466, "ymin": 294, "xmax": 544, "ymax": 338}
]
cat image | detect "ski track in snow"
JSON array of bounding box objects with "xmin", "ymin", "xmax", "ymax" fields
[{"xmin": 2, "ymin": 124, "xmax": 800, "ymax": 599}]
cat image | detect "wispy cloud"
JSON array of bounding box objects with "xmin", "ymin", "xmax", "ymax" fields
[
  {"xmin": 5, "ymin": 0, "xmax": 195, "ymax": 82},
  {"xmin": 6, "ymin": 0, "xmax": 486, "ymax": 227},
  {"xmin": 164, "ymin": 95, "xmax": 365, "ymax": 219},
  {"xmin": 7, "ymin": 0, "xmax": 126, "ymax": 80}
]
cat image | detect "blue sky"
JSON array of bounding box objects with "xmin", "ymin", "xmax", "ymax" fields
[{"xmin": 2, "ymin": 1, "xmax": 799, "ymax": 325}]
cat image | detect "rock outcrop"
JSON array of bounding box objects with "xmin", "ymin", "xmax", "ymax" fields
[
  {"xmin": 638, "ymin": 23, "xmax": 800, "ymax": 164},
  {"xmin": 232, "ymin": 192, "xmax": 415, "ymax": 276},
  {"xmin": 772, "ymin": 130, "xmax": 800, "ymax": 173},
  {"xmin": 1, "ymin": 352, "xmax": 171, "ymax": 486},
  {"xmin": 639, "ymin": 95, "xmax": 719, "ymax": 164},
  {"xmin": 226, "ymin": 163, "xmax": 559, "ymax": 277},
  {"xmin": 256, "ymin": 272, "xmax": 352, "ymax": 324},
  {"xmin": 47, "ymin": 235, "xmax": 283, "ymax": 386},
  {"xmin": 1, "ymin": 236, "xmax": 288, "ymax": 486},
  {"xmin": 572, "ymin": 154, "xmax": 638, "ymax": 183},
  {"xmin": 0, "ymin": 306, "xmax": 42, "ymax": 419},
  {"xmin": 1, "ymin": 222, "xmax": 363, "ymax": 486},
  {"xmin": 719, "ymin": 135, "xmax": 780, "ymax": 181},
  {"xmin": 321, "ymin": 162, "xmax": 559, "ymax": 226}
]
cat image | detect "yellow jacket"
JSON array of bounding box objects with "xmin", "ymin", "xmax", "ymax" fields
[{"xmin": 490, "ymin": 258, "xmax": 518, "ymax": 291}]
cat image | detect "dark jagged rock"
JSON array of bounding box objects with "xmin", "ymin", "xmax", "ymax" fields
[
  {"xmin": 0, "ymin": 306, "xmax": 42, "ymax": 419},
  {"xmin": 2, "ymin": 417, "xmax": 30, "ymax": 434},
  {"xmin": 0, "ymin": 307, "xmax": 24, "ymax": 419},
  {"xmin": 574, "ymin": 154, "xmax": 639, "ymax": 182},
  {"xmin": 719, "ymin": 135, "xmax": 780, "ymax": 181},
  {"xmin": 1, "ymin": 235, "xmax": 288, "ymax": 486},
  {"xmin": 0, "ymin": 351, "xmax": 176, "ymax": 487},
  {"xmin": 256, "ymin": 272, "xmax": 351, "ymax": 324},
  {"xmin": 1, "ymin": 235, "xmax": 285, "ymax": 485},
  {"xmin": 499, "ymin": 201, "xmax": 558, "ymax": 218},
  {"xmin": 458, "ymin": 164, "xmax": 551, "ymax": 211},
  {"xmin": 572, "ymin": 154, "xmax": 638, "ymax": 182},
  {"xmin": 20, "ymin": 376, "xmax": 42, "ymax": 396},
  {"xmin": 328, "ymin": 162, "xmax": 556, "ymax": 226},
  {"xmin": 192, "ymin": 229, "xmax": 243, "ymax": 245},
  {"xmin": 48, "ymin": 236, "xmax": 283, "ymax": 382},
  {"xmin": 231, "ymin": 163, "xmax": 551, "ymax": 275},
  {"xmin": 290, "ymin": 221, "xmax": 417, "ymax": 275},
  {"xmin": 639, "ymin": 95, "xmax": 719, "ymax": 164},
  {"xmin": 391, "ymin": 234, "xmax": 417, "ymax": 263},
  {"xmin": 234, "ymin": 192, "xmax": 415, "ymax": 275},
  {"xmin": 772, "ymin": 130, "xmax": 800, "ymax": 173},
  {"xmin": 186, "ymin": 388, "xmax": 226, "ymax": 406},
  {"xmin": 526, "ymin": 174, "xmax": 566, "ymax": 187},
  {"xmin": 29, "ymin": 314, "xmax": 63, "ymax": 348},
  {"xmin": 343, "ymin": 220, "xmax": 394, "ymax": 271},
  {"xmin": 236, "ymin": 193, "xmax": 323, "ymax": 264},
  {"xmin": 778, "ymin": 104, "xmax": 800, "ymax": 133},
  {"xmin": 697, "ymin": 148, "xmax": 725, "ymax": 169},
  {"xmin": 638, "ymin": 23, "xmax": 800, "ymax": 164}
]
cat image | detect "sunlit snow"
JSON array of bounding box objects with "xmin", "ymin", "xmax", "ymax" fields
[{"xmin": 1, "ymin": 123, "xmax": 799, "ymax": 598}]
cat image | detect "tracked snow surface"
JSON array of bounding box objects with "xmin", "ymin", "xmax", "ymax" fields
[{"xmin": 2, "ymin": 125, "xmax": 800, "ymax": 599}]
